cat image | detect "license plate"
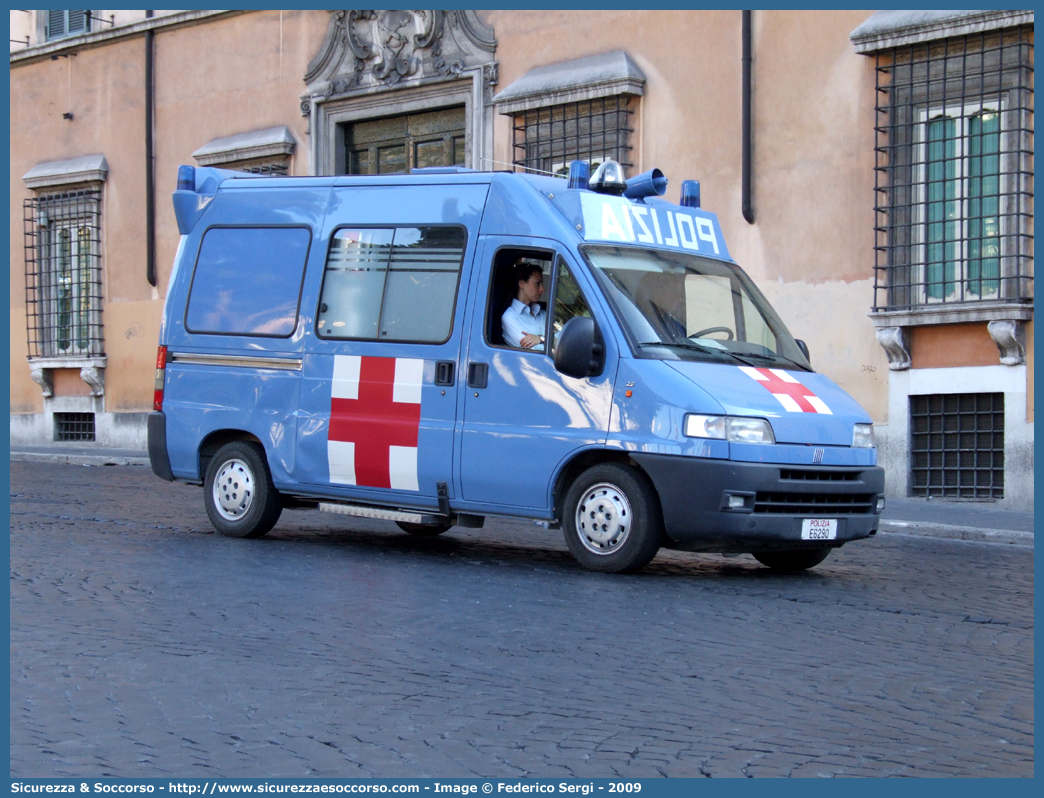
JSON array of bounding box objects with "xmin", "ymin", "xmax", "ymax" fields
[{"xmin": 801, "ymin": 519, "xmax": 837, "ymax": 540}]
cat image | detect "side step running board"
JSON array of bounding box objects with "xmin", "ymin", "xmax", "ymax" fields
[{"xmin": 319, "ymin": 502, "xmax": 447, "ymax": 525}]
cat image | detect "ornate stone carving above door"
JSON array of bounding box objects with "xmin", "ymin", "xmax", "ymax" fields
[
  {"xmin": 305, "ymin": 10, "xmax": 495, "ymax": 95},
  {"xmin": 302, "ymin": 11, "xmax": 497, "ymax": 176}
]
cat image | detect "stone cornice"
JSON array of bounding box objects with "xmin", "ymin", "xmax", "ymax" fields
[
  {"xmin": 851, "ymin": 9, "xmax": 1034, "ymax": 54},
  {"xmin": 10, "ymin": 10, "xmax": 250, "ymax": 67}
]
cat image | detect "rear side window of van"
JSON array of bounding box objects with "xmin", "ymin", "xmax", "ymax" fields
[
  {"xmin": 186, "ymin": 226, "xmax": 311, "ymax": 337},
  {"xmin": 317, "ymin": 226, "xmax": 466, "ymax": 344}
]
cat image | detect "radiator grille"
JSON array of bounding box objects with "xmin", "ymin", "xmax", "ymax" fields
[
  {"xmin": 779, "ymin": 469, "xmax": 860, "ymax": 482},
  {"xmin": 754, "ymin": 492, "xmax": 876, "ymax": 515}
]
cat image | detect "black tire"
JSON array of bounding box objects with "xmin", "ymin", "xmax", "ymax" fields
[
  {"xmin": 396, "ymin": 520, "xmax": 452, "ymax": 537},
  {"xmin": 562, "ymin": 463, "xmax": 663, "ymax": 573},
  {"xmin": 203, "ymin": 441, "xmax": 282, "ymax": 538},
  {"xmin": 752, "ymin": 548, "xmax": 831, "ymax": 572}
]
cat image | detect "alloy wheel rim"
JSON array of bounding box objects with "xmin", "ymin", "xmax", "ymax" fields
[
  {"xmin": 213, "ymin": 458, "xmax": 254, "ymax": 521},
  {"xmin": 575, "ymin": 481, "xmax": 632, "ymax": 555}
]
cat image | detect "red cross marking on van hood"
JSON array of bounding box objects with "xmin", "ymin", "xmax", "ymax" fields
[
  {"xmin": 328, "ymin": 355, "xmax": 423, "ymax": 490},
  {"xmin": 738, "ymin": 366, "xmax": 831, "ymax": 414}
]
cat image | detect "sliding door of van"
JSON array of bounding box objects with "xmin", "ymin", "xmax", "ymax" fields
[
  {"xmin": 457, "ymin": 237, "xmax": 617, "ymax": 512},
  {"xmin": 294, "ymin": 183, "xmax": 487, "ymax": 511}
]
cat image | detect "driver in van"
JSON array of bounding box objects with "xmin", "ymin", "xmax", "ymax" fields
[{"xmin": 501, "ymin": 260, "xmax": 547, "ymax": 350}]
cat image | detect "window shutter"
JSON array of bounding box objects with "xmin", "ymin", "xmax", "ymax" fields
[
  {"xmin": 47, "ymin": 10, "xmax": 66, "ymax": 39},
  {"xmin": 67, "ymin": 10, "xmax": 89, "ymax": 35}
]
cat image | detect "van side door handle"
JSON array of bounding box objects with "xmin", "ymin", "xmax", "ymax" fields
[
  {"xmin": 467, "ymin": 362, "xmax": 488, "ymax": 389},
  {"xmin": 435, "ymin": 360, "xmax": 455, "ymax": 386}
]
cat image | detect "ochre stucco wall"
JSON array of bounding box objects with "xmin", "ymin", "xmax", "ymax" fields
[{"xmin": 909, "ymin": 323, "xmax": 999, "ymax": 370}]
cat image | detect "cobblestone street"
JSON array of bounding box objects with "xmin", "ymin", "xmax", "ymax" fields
[{"xmin": 9, "ymin": 461, "xmax": 1034, "ymax": 778}]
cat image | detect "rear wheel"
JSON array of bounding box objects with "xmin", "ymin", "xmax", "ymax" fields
[
  {"xmin": 562, "ymin": 463, "xmax": 663, "ymax": 573},
  {"xmin": 203, "ymin": 441, "xmax": 282, "ymax": 538},
  {"xmin": 752, "ymin": 548, "xmax": 831, "ymax": 572},
  {"xmin": 396, "ymin": 520, "xmax": 452, "ymax": 537}
]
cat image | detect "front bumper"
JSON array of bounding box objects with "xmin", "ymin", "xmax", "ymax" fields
[{"xmin": 630, "ymin": 453, "xmax": 885, "ymax": 553}]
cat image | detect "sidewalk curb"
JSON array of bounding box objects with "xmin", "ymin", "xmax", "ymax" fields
[
  {"xmin": 11, "ymin": 451, "xmax": 150, "ymax": 467},
  {"xmin": 878, "ymin": 520, "xmax": 1034, "ymax": 547}
]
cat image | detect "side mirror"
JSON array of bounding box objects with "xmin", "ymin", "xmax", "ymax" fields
[
  {"xmin": 795, "ymin": 339, "xmax": 811, "ymax": 365},
  {"xmin": 554, "ymin": 316, "xmax": 604, "ymax": 379}
]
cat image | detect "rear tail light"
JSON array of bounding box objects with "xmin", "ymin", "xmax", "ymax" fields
[{"xmin": 153, "ymin": 346, "xmax": 167, "ymax": 411}]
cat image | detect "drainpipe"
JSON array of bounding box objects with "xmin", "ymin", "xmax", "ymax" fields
[
  {"xmin": 145, "ymin": 11, "xmax": 156, "ymax": 286},
  {"xmin": 741, "ymin": 9, "xmax": 755, "ymax": 224}
]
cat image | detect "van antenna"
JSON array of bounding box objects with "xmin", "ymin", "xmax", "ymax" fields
[{"xmin": 480, "ymin": 158, "xmax": 560, "ymax": 177}]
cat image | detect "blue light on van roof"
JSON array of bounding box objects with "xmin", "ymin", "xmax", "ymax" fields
[
  {"xmin": 567, "ymin": 160, "xmax": 590, "ymax": 190},
  {"xmin": 177, "ymin": 165, "xmax": 195, "ymax": 192},
  {"xmin": 680, "ymin": 180, "xmax": 701, "ymax": 208}
]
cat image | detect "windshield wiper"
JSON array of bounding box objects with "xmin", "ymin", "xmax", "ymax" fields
[
  {"xmin": 638, "ymin": 340, "xmax": 725, "ymax": 354},
  {"xmin": 727, "ymin": 350, "xmax": 812, "ymax": 372}
]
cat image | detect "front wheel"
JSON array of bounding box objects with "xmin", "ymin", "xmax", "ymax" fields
[
  {"xmin": 562, "ymin": 463, "xmax": 663, "ymax": 573},
  {"xmin": 203, "ymin": 441, "xmax": 282, "ymax": 538},
  {"xmin": 752, "ymin": 548, "xmax": 831, "ymax": 572}
]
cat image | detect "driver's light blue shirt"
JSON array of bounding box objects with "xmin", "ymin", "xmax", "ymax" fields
[{"xmin": 501, "ymin": 299, "xmax": 545, "ymax": 351}]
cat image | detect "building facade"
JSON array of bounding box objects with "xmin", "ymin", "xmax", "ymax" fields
[{"xmin": 9, "ymin": 10, "xmax": 1033, "ymax": 509}]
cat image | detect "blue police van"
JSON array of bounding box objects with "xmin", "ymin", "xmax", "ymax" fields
[{"xmin": 149, "ymin": 159, "xmax": 884, "ymax": 573}]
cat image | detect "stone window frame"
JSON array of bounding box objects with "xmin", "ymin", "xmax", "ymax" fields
[
  {"xmin": 309, "ymin": 77, "xmax": 489, "ymax": 177},
  {"xmin": 492, "ymin": 50, "xmax": 646, "ymax": 178},
  {"xmin": 851, "ymin": 10, "xmax": 1034, "ymax": 370},
  {"xmin": 21, "ymin": 154, "xmax": 110, "ymax": 398}
]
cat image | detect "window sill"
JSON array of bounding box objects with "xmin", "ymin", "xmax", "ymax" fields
[
  {"xmin": 869, "ymin": 301, "xmax": 1033, "ymax": 329},
  {"xmin": 28, "ymin": 355, "xmax": 107, "ymax": 370}
]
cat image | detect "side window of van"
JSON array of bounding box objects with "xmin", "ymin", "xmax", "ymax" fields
[
  {"xmin": 317, "ymin": 226, "xmax": 466, "ymax": 344},
  {"xmin": 550, "ymin": 258, "xmax": 593, "ymax": 353},
  {"xmin": 185, "ymin": 226, "xmax": 311, "ymax": 337},
  {"xmin": 486, "ymin": 248, "xmax": 553, "ymax": 349}
]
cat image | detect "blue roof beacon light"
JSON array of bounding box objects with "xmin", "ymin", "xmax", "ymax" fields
[
  {"xmin": 567, "ymin": 160, "xmax": 590, "ymax": 190},
  {"xmin": 680, "ymin": 180, "xmax": 701, "ymax": 209},
  {"xmin": 177, "ymin": 165, "xmax": 196, "ymax": 192},
  {"xmin": 589, "ymin": 159, "xmax": 628, "ymax": 195},
  {"xmin": 623, "ymin": 168, "xmax": 667, "ymax": 201}
]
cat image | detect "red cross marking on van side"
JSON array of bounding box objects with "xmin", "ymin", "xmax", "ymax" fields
[
  {"xmin": 329, "ymin": 356, "xmax": 422, "ymax": 489},
  {"xmin": 739, "ymin": 366, "xmax": 830, "ymax": 414}
]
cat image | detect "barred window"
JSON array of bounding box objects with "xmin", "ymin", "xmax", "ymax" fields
[
  {"xmin": 910, "ymin": 392, "xmax": 1004, "ymax": 499},
  {"xmin": 23, "ymin": 190, "xmax": 104, "ymax": 359},
  {"xmin": 872, "ymin": 27, "xmax": 1033, "ymax": 311},
  {"xmin": 512, "ymin": 96, "xmax": 634, "ymax": 177},
  {"xmin": 236, "ymin": 160, "xmax": 290, "ymax": 176}
]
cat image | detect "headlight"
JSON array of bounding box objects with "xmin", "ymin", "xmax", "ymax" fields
[
  {"xmin": 853, "ymin": 423, "xmax": 876, "ymax": 448},
  {"xmin": 685, "ymin": 414, "xmax": 775, "ymax": 445}
]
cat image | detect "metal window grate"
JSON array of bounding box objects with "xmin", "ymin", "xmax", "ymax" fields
[
  {"xmin": 871, "ymin": 26, "xmax": 1033, "ymax": 311},
  {"xmin": 239, "ymin": 162, "xmax": 290, "ymax": 176},
  {"xmin": 54, "ymin": 412, "xmax": 95, "ymax": 442},
  {"xmin": 512, "ymin": 96, "xmax": 634, "ymax": 177},
  {"xmin": 23, "ymin": 190, "xmax": 105, "ymax": 359},
  {"xmin": 910, "ymin": 392, "xmax": 1004, "ymax": 499}
]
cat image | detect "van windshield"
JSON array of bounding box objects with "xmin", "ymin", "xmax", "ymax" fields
[{"xmin": 582, "ymin": 246, "xmax": 811, "ymax": 371}]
